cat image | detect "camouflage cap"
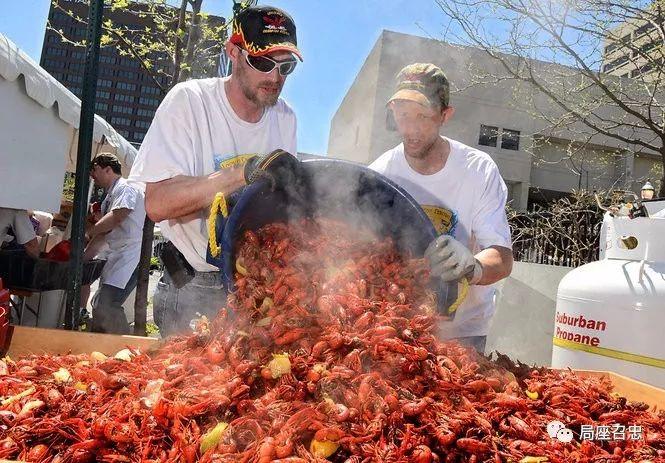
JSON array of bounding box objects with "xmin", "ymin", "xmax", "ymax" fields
[{"xmin": 388, "ymin": 63, "xmax": 450, "ymax": 109}]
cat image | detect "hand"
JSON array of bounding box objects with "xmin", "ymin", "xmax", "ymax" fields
[
  {"xmin": 244, "ymin": 149, "xmax": 301, "ymax": 188},
  {"xmin": 425, "ymin": 235, "xmax": 483, "ymax": 284}
]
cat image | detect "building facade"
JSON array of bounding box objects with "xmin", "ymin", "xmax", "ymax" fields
[
  {"xmin": 602, "ymin": 9, "xmax": 664, "ymax": 81},
  {"xmin": 40, "ymin": 0, "xmax": 224, "ymax": 145},
  {"xmin": 328, "ymin": 31, "xmax": 661, "ymax": 210}
]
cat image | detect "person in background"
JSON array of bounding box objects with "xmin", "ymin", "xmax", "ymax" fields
[
  {"xmin": 129, "ymin": 5, "xmax": 303, "ymax": 336},
  {"xmin": 0, "ymin": 208, "xmax": 39, "ymax": 258},
  {"xmin": 83, "ymin": 153, "xmax": 146, "ymax": 334},
  {"xmin": 369, "ymin": 63, "xmax": 513, "ymax": 353}
]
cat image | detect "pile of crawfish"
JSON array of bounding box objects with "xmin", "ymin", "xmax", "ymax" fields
[{"xmin": 0, "ymin": 218, "xmax": 664, "ymax": 463}]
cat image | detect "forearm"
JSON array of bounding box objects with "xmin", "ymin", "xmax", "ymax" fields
[
  {"xmin": 89, "ymin": 209, "xmax": 128, "ymax": 237},
  {"xmin": 145, "ymin": 166, "xmax": 246, "ymax": 222},
  {"xmin": 475, "ymin": 245, "xmax": 513, "ymax": 286},
  {"xmin": 83, "ymin": 235, "xmax": 106, "ymax": 261}
]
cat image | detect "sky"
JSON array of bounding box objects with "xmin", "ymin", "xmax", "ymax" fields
[{"xmin": 0, "ymin": 0, "xmax": 458, "ymax": 155}]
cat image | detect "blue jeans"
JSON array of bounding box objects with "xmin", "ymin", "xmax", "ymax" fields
[
  {"xmin": 455, "ymin": 335, "xmax": 487, "ymax": 354},
  {"xmin": 90, "ymin": 266, "xmax": 138, "ymax": 334},
  {"xmin": 153, "ymin": 270, "xmax": 227, "ymax": 337}
]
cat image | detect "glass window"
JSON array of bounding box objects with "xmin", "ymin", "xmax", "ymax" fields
[
  {"xmin": 110, "ymin": 116, "xmax": 131, "ymax": 126},
  {"xmin": 140, "ymin": 86, "xmax": 161, "ymax": 95},
  {"xmin": 112, "ymin": 105, "xmax": 133, "ymax": 115},
  {"xmin": 136, "ymin": 108, "xmax": 155, "ymax": 117},
  {"xmin": 135, "ymin": 120, "xmax": 151, "ymax": 129},
  {"xmin": 114, "ymin": 93, "xmax": 135, "ymax": 103},
  {"xmin": 478, "ymin": 125, "xmax": 499, "ymax": 147},
  {"xmin": 116, "ymin": 82, "xmax": 137, "ymax": 91},
  {"xmin": 133, "ymin": 132, "xmax": 146, "ymax": 142},
  {"xmin": 139, "ymin": 97, "xmax": 159, "ymax": 107},
  {"xmin": 46, "ymin": 47, "xmax": 66, "ymax": 56},
  {"xmin": 501, "ymin": 129, "xmax": 521, "ymax": 151},
  {"xmin": 95, "ymin": 102, "xmax": 108, "ymax": 111}
]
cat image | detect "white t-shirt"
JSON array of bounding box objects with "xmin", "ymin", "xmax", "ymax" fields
[
  {"xmin": 0, "ymin": 208, "xmax": 36, "ymax": 246},
  {"xmin": 98, "ymin": 177, "xmax": 146, "ymax": 289},
  {"xmin": 369, "ymin": 137, "xmax": 512, "ymax": 337},
  {"xmin": 128, "ymin": 77, "xmax": 297, "ymax": 271}
]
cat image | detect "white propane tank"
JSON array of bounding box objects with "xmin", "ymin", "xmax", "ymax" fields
[{"xmin": 552, "ymin": 212, "xmax": 665, "ymax": 387}]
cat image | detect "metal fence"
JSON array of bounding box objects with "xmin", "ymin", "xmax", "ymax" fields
[{"xmin": 508, "ymin": 196, "xmax": 604, "ymax": 267}]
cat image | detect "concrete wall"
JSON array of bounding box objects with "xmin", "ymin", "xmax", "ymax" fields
[
  {"xmin": 486, "ymin": 262, "xmax": 574, "ymax": 366},
  {"xmin": 328, "ymin": 38, "xmax": 384, "ymax": 164}
]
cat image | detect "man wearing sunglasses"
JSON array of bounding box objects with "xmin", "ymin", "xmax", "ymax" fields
[{"xmin": 129, "ymin": 5, "xmax": 303, "ymax": 336}]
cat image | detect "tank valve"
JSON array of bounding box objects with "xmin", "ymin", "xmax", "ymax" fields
[{"xmin": 619, "ymin": 235, "xmax": 638, "ymax": 250}]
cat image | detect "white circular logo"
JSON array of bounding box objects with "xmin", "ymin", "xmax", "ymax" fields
[
  {"xmin": 546, "ymin": 420, "xmax": 565, "ymax": 438},
  {"xmin": 556, "ymin": 428, "xmax": 574, "ymax": 443}
]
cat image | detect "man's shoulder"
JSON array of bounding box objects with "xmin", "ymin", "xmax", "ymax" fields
[
  {"xmin": 369, "ymin": 145, "xmax": 402, "ymax": 172},
  {"xmin": 448, "ymin": 138, "xmax": 500, "ymax": 173},
  {"xmin": 168, "ymin": 78, "xmax": 220, "ymax": 98}
]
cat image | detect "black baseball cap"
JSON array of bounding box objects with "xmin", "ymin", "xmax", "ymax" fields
[{"xmin": 230, "ymin": 5, "xmax": 303, "ymax": 61}]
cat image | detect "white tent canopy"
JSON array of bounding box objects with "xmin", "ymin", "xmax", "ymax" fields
[{"xmin": 0, "ymin": 32, "xmax": 138, "ymax": 213}]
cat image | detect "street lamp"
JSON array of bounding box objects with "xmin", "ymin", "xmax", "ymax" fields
[{"xmin": 641, "ymin": 179, "xmax": 655, "ymax": 200}]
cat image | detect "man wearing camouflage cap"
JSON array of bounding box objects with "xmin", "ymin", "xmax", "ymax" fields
[{"xmin": 369, "ymin": 63, "xmax": 513, "ymax": 353}]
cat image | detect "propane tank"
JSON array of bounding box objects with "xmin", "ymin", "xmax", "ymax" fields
[{"xmin": 552, "ymin": 211, "xmax": 665, "ymax": 387}]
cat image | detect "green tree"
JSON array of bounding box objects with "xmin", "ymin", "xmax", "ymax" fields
[{"xmin": 49, "ymin": 0, "xmax": 230, "ymax": 93}]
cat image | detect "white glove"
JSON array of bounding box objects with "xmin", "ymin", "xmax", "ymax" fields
[{"xmin": 425, "ymin": 235, "xmax": 483, "ymax": 284}]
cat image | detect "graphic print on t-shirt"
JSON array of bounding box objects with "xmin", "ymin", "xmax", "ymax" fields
[
  {"xmin": 421, "ymin": 205, "xmax": 458, "ymax": 236},
  {"xmin": 213, "ymin": 153, "xmax": 256, "ymax": 171}
]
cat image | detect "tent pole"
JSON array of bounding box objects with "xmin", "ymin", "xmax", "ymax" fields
[{"xmin": 65, "ymin": 0, "xmax": 104, "ymax": 330}]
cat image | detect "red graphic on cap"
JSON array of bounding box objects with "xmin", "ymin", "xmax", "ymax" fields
[{"xmin": 264, "ymin": 15, "xmax": 285, "ymax": 28}]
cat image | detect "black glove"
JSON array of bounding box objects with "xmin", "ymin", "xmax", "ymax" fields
[{"xmin": 243, "ymin": 149, "xmax": 301, "ymax": 188}]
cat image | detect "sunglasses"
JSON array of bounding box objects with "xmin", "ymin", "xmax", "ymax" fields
[{"xmin": 240, "ymin": 48, "xmax": 297, "ymax": 76}]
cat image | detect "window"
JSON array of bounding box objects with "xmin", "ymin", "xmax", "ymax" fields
[
  {"xmin": 603, "ymin": 55, "xmax": 630, "ymax": 73},
  {"xmin": 96, "ymin": 89, "xmax": 110, "ymax": 99},
  {"xmin": 478, "ymin": 125, "xmax": 499, "ymax": 147},
  {"xmin": 635, "ymin": 22, "xmax": 656, "ymax": 38},
  {"xmin": 70, "ymin": 87, "xmax": 82, "ymax": 96},
  {"xmin": 46, "ymin": 47, "xmax": 66, "ymax": 56},
  {"xmin": 112, "ymin": 105, "xmax": 133, "ymax": 115},
  {"xmin": 43, "ymin": 59, "xmax": 65, "ymax": 69},
  {"xmin": 501, "ymin": 129, "xmax": 520, "ymax": 151},
  {"xmin": 133, "ymin": 132, "xmax": 146, "ymax": 142},
  {"xmin": 134, "ymin": 120, "xmax": 151, "ymax": 129},
  {"xmin": 99, "ymin": 55, "xmax": 115, "ymax": 64},
  {"xmin": 46, "ymin": 35, "xmax": 59, "ymax": 44},
  {"xmin": 139, "ymin": 97, "xmax": 159, "ymax": 107},
  {"xmin": 141, "ymin": 86, "xmax": 161, "ymax": 95},
  {"xmin": 114, "ymin": 93, "xmax": 135, "ymax": 103},
  {"xmin": 118, "ymin": 129, "xmax": 130, "ymax": 138},
  {"xmin": 68, "ymin": 62, "xmax": 84, "ymax": 72},
  {"xmin": 110, "ymin": 116, "xmax": 131, "ymax": 126},
  {"xmin": 115, "ymin": 69, "xmax": 136, "ymax": 79},
  {"xmin": 67, "ymin": 74, "xmax": 83, "ymax": 83},
  {"xmin": 71, "ymin": 50, "xmax": 85, "ymax": 60},
  {"xmin": 99, "ymin": 66, "xmax": 115, "ymax": 76},
  {"xmin": 116, "ymin": 82, "xmax": 137, "ymax": 91},
  {"xmin": 118, "ymin": 57, "xmax": 140, "ymax": 68},
  {"xmin": 136, "ymin": 108, "xmax": 155, "ymax": 117},
  {"xmin": 95, "ymin": 102, "xmax": 108, "ymax": 111},
  {"xmin": 97, "ymin": 79, "xmax": 112, "ymax": 87}
]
